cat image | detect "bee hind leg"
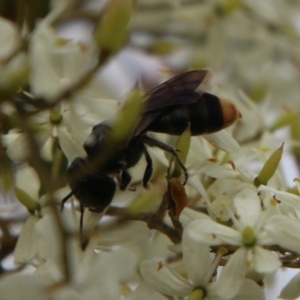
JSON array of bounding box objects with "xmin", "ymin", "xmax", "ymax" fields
[{"xmin": 142, "ymin": 135, "xmax": 188, "ymax": 185}]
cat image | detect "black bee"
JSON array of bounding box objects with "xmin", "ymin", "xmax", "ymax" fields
[{"xmin": 62, "ymin": 70, "xmax": 241, "ymax": 232}]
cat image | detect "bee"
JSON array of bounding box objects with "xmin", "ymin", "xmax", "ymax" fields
[{"xmin": 62, "ymin": 70, "xmax": 241, "ymax": 233}]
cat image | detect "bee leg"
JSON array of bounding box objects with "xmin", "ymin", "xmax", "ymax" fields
[
  {"xmin": 61, "ymin": 190, "xmax": 74, "ymax": 211},
  {"xmin": 79, "ymin": 204, "xmax": 86, "ymax": 250},
  {"xmin": 142, "ymin": 135, "xmax": 188, "ymax": 185},
  {"xmin": 120, "ymin": 170, "xmax": 132, "ymax": 190},
  {"xmin": 142, "ymin": 146, "xmax": 153, "ymax": 189}
]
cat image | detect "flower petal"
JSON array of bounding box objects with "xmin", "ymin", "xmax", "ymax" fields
[
  {"xmin": 51, "ymin": 287, "xmax": 87, "ymax": 300},
  {"xmin": 15, "ymin": 166, "xmax": 40, "ymax": 201},
  {"xmin": 126, "ymin": 282, "xmax": 169, "ymax": 300},
  {"xmin": 186, "ymin": 219, "xmax": 241, "ymax": 246},
  {"xmin": 5, "ymin": 129, "xmax": 51, "ymax": 162},
  {"xmin": 0, "ymin": 17, "xmax": 20, "ymax": 59},
  {"xmin": 14, "ymin": 215, "xmax": 39, "ymax": 264},
  {"xmin": 186, "ymin": 176, "xmax": 210, "ymax": 208},
  {"xmin": 57, "ymin": 123, "xmax": 87, "ymax": 161},
  {"xmin": 92, "ymin": 221, "xmax": 150, "ymax": 246},
  {"xmin": 0, "ymin": 274, "xmax": 48, "ymax": 300},
  {"xmin": 203, "ymin": 130, "xmax": 240, "ymax": 153},
  {"xmin": 279, "ymin": 272, "xmax": 300, "ymax": 299},
  {"xmin": 182, "ymin": 229, "xmax": 211, "ymax": 285},
  {"xmin": 180, "ymin": 207, "xmax": 211, "ymax": 224},
  {"xmin": 216, "ymin": 248, "xmax": 248, "ymax": 299},
  {"xmin": 35, "ymin": 212, "xmax": 63, "ymax": 263},
  {"xmin": 80, "ymin": 247, "xmax": 137, "ymax": 288},
  {"xmin": 265, "ymin": 215, "xmax": 300, "ymax": 253},
  {"xmin": 234, "ymin": 188, "xmax": 262, "ymax": 228},
  {"xmin": 208, "ymin": 278, "xmax": 264, "ymax": 300},
  {"xmin": 30, "ymin": 22, "xmax": 96, "ymax": 99},
  {"xmin": 140, "ymin": 260, "xmax": 192, "ymax": 297},
  {"xmin": 253, "ymin": 246, "xmax": 281, "ymax": 273},
  {"xmin": 232, "ymin": 278, "xmax": 264, "ymax": 300}
]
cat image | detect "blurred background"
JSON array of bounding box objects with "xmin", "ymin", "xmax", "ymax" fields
[{"xmin": 1, "ymin": 0, "xmax": 300, "ymax": 299}]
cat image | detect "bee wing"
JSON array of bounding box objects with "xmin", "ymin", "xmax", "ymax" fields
[
  {"xmin": 134, "ymin": 70, "xmax": 211, "ymax": 136},
  {"xmin": 142, "ymin": 70, "xmax": 210, "ymax": 112}
]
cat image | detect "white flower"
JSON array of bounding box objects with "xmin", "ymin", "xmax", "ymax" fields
[
  {"xmin": 13, "ymin": 206, "xmax": 139, "ymax": 300},
  {"xmin": 258, "ymin": 183, "xmax": 300, "ymax": 216},
  {"xmin": 202, "ymin": 130, "xmax": 240, "ymax": 153},
  {"xmin": 185, "ymin": 160, "xmax": 251, "ymax": 222},
  {"xmin": 3, "ymin": 23, "xmax": 120, "ymax": 162},
  {"xmin": 14, "ymin": 244, "xmax": 137, "ymax": 300},
  {"xmin": 140, "ymin": 227, "xmax": 263, "ymax": 300},
  {"xmin": 185, "ymin": 187, "xmax": 281, "ymax": 299}
]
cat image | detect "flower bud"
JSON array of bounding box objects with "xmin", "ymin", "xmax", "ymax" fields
[
  {"xmin": 254, "ymin": 143, "xmax": 284, "ymax": 187},
  {"xmin": 94, "ymin": 0, "xmax": 133, "ymax": 55},
  {"xmin": 110, "ymin": 90, "xmax": 143, "ymax": 145},
  {"xmin": 14, "ymin": 187, "xmax": 39, "ymax": 213},
  {"xmin": 215, "ymin": 0, "xmax": 242, "ymax": 16},
  {"xmin": 0, "ymin": 53, "xmax": 29, "ymax": 93},
  {"xmin": 291, "ymin": 119, "xmax": 300, "ymax": 158},
  {"xmin": 171, "ymin": 124, "xmax": 191, "ymax": 178},
  {"xmin": 270, "ymin": 112, "xmax": 296, "ymax": 131}
]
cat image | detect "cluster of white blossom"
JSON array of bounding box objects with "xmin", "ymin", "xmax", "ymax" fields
[{"xmin": 1, "ymin": 1, "xmax": 300, "ymax": 300}]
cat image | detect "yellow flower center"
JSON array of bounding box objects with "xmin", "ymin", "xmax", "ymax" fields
[
  {"xmin": 242, "ymin": 226, "xmax": 256, "ymax": 247},
  {"xmin": 49, "ymin": 110, "xmax": 63, "ymax": 125},
  {"xmin": 188, "ymin": 288, "xmax": 206, "ymax": 300}
]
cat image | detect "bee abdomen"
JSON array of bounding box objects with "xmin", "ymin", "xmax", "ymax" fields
[{"xmin": 146, "ymin": 92, "xmax": 241, "ymax": 136}]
